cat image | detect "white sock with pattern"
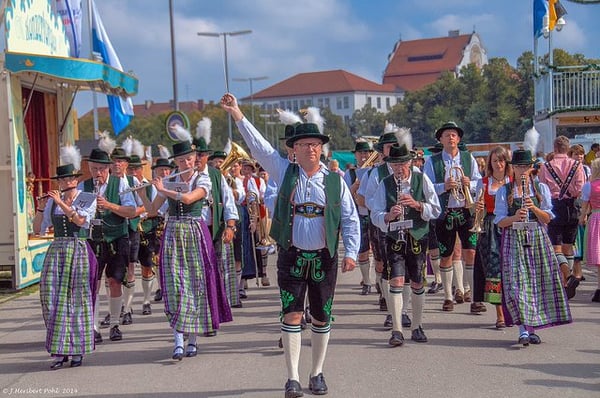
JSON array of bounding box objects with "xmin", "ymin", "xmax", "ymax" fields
[
  {"xmin": 311, "ymin": 323, "xmax": 331, "ymax": 377},
  {"xmin": 281, "ymin": 323, "xmax": 302, "ymax": 381}
]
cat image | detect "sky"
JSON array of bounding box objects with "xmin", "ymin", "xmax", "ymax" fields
[{"xmin": 72, "ymin": 0, "xmax": 600, "ymax": 115}]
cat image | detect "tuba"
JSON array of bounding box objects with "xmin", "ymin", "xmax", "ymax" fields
[
  {"xmin": 449, "ymin": 166, "xmax": 474, "ymax": 207},
  {"xmin": 221, "ymin": 142, "xmax": 251, "ymax": 173}
]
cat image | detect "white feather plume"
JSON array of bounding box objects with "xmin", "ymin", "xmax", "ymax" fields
[
  {"xmin": 131, "ymin": 138, "xmax": 145, "ymax": 158},
  {"xmin": 158, "ymin": 145, "xmax": 171, "ymax": 159},
  {"xmin": 60, "ymin": 145, "xmax": 82, "ymax": 170},
  {"xmin": 170, "ymin": 124, "xmax": 192, "ymax": 143},
  {"xmin": 303, "ymin": 107, "xmax": 325, "ymax": 133},
  {"xmin": 122, "ymin": 136, "xmax": 134, "ymax": 156},
  {"xmin": 395, "ymin": 127, "xmax": 413, "ymax": 152},
  {"xmin": 224, "ymin": 139, "xmax": 232, "ymax": 155},
  {"xmin": 145, "ymin": 146, "xmax": 152, "ymax": 164},
  {"xmin": 322, "ymin": 143, "xmax": 330, "ymax": 160},
  {"xmin": 523, "ymin": 126, "xmax": 540, "ymax": 154},
  {"xmin": 384, "ymin": 121, "xmax": 399, "ymax": 134},
  {"xmin": 276, "ymin": 108, "xmax": 302, "ymax": 125},
  {"xmin": 97, "ymin": 130, "xmax": 116, "ymax": 154},
  {"xmin": 196, "ymin": 117, "xmax": 212, "ymax": 145}
]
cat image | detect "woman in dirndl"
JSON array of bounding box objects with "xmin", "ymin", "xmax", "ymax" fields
[
  {"xmin": 33, "ymin": 160, "xmax": 98, "ymax": 369},
  {"xmin": 579, "ymin": 158, "xmax": 600, "ymax": 302},
  {"xmin": 494, "ymin": 149, "xmax": 572, "ymax": 346},
  {"xmin": 138, "ymin": 141, "xmax": 232, "ymax": 360},
  {"xmin": 472, "ymin": 146, "xmax": 512, "ymax": 328}
]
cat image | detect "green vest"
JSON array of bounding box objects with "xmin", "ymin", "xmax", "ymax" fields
[
  {"xmin": 208, "ymin": 167, "xmax": 224, "ymax": 241},
  {"xmin": 50, "ymin": 201, "xmax": 87, "ymax": 238},
  {"xmin": 126, "ymin": 175, "xmax": 141, "ymax": 232},
  {"xmin": 167, "ymin": 173, "xmax": 204, "ymax": 217},
  {"xmin": 431, "ymin": 150, "xmax": 472, "ymax": 213},
  {"xmin": 83, "ymin": 177, "xmax": 128, "ymax": 242},
  {"xmin": 382, "ymin": 172, "xmax": 429, "ymax": 240},
  {"xmin": 270, "ymin": 163, "xmax": 342, "ymax": 257},
  {"xmin": 140, "ymin": 184, "xmax": 160, "ymax": 233}
]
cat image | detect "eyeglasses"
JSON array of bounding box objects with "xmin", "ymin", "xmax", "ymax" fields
[{"xmin": 294, "ymin": 142, "xmax": 322, "ymax": 150}]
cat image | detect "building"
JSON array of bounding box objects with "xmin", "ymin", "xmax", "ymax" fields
[
  {"xmin": 244, "ymin": 69, "xmax": 402, "ymax": 124},
  {"xmin": 383, "ymin": 30, "xmax": 488, "ymax": 92}
]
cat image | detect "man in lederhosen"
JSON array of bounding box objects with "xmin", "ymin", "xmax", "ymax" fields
[
  {"xmin": 80, "ymin": 149, "xmax": 136, "ymax": 342},
  {"xmin": 423, "ymin": 122, "xmax": 481, "ymax": 312},
  {"xmin": 222, "ymin": 93, "xmax": 359, "ymax": 398},
  {"xmin": 370, "ymin": 144, "xmax": 441, "ymax": 346}
]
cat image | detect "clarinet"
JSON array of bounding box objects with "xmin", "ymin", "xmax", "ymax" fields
[{"xmin": 521, "ymin": 175, "xmax": 532, "ymax": 248}]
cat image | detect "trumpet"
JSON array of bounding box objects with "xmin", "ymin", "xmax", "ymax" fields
[
  {"xmin": 449, "ymin": 166, "xmax": 474, "ymax": 207},
  {"xmin": 119, "ymin": 167, "xmax": 196, "ymax": 195},
  {"xmin": 469, "ymin": 186, "xmax": 485, "ymax": 233}
]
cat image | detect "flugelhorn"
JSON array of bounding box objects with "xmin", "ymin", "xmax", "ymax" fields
[
  {"xmin": 220, "ymin": 142, "xmax": 251, "ymax": 173},
  {"xmin": 469, "ymin": 186, "xmax": 485, "ymax": 233},
  {"xmin": 360, "ymin": 150, "xmax": 379, "ymax": 168},
  {"xmin": 449, "ymin": 166, "xmax": 474, "ymax": 207}
]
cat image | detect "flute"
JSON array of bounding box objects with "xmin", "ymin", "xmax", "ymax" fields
[
  {"xmin": 36, "ymin": 187, "xmax": 76, "ymax": 201},
  {"xmin": 119, "ymin": 167, "xmax": 197, "ymax": 195}
]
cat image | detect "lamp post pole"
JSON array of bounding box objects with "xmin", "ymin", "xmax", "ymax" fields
[
  {"xmin": 232, "ymin": 76, "xmax": 268, "ymax": 124},
  {"xmin": 197, "ymin": 30, "xmax": 252, "ymax": 141}
]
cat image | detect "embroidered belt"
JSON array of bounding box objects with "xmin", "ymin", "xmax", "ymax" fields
[{"xmin": 294, "ymin": 202, "xmax": 325, "ymax": 218}]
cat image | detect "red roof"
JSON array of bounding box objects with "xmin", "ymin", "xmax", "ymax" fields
[
  {"xmin": 79, "ymin": 100, "xmax": 208, "ymax": 118},
  {"xmin": 249, "ymin": 69, "xmax": 398, "ymax": 100},
  {"xmin": 383, "ymin": 34, "xmax": 472, "ymax": 91}
]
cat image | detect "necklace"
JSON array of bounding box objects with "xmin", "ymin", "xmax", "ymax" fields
[{"xmin": 491, "ymin": 175, "xmax": 505, "ymax": 184}]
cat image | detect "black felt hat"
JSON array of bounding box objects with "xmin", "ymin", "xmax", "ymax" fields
[
  {"xmin": 151, "ymin": 158, "xmax": 176, "ymax": 170},
  {"xmin": 208, "ymin": 150, "xmax": 227, "ymax": 161},
  {"xmin": 86, "ymin": 148, "xmax": 112, "ymax": 164},
  {"xmin": 353, "ymin": 141, "xmax": 373, "ymax": 153},
  {"xmin": 285, "ymin": 123, "xmax": 330, "ymax": 148},
  {"xmin": 128, "ymin": 155, "xmax": 146, "ymax": 167},
  {"xmin": 111, "ymin": 147, "xmax": 130, "ymax": 161},
  {"xmin": 374, "ymin": 132, "xmax": 398, "ymax": 152},
  {"xmin": 510, "ymin": 149, "xmax": 535, "ymax": 165},
  {"xmin": 435, "ymin": 121, "xmax": 464, "ymax": 141},
  {"xmin": 192, "ymin": 137, "xmax": 213, "ymax": 154},
  {"xmin": 51, "ymin": 164, "xmax": 82, "ymax": 179},
  {"xmin": 383, "ymin": 144, "xmax": 416, "ymax": 163},
  {"xmin": 170, "ymin": 141, "xmax": 196, "ymax": 159}
]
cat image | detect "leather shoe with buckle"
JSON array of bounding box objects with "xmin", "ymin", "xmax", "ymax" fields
[
  {"xmin": 442, "ymin": 299, "xmax": 454, "ymax": 311},
  {"xmin": 284, "ymin": 379, "xmax": 303, "ymax": 398},
  {"xmin": 109, "ymin": 325, "xmax": 122, "ymax": 341},
  {"xmin": 565, "ymin": 275, "xmax": 579, "ymax": 299},
  {"xmin": 389, "ymin": 331, "xmax": 404, "ymax": 346},
  {"xmin": 360, "ymin": 284, "xmax": 372, "ymax": 295},
  {"xmin": 142, "ymin": 303, "xmax": 152, "ymax": 315},
  {"xmin": 383, "ymin": 314, "xmax": 393, "ymax": 329},
  {"xmin": 121, "ymin": 312, "xmax": 133, "ymax": 325},
  {"xmin": 94, "ymin": 330, "xmax": 103, "ymax": 344},
  {"xmin": 528, "ymin": 333, "xmax": 541, "ymax": 344},
  {"xmin": 172, "ymin": 345, "xmax": 184, "ymax": 361},
  {"xmin": 454, "ymin": 290, "xmax": 464, "ymax": 304},
  {"xmin": 402, "ymin": 313, "xmax": 412, "ymax": 328},
  {"xmin": 411, "ymin": 326, "xmax": 428, "ymax": 343},
  {"xmin": 308, "ymin": 373, "xmax": 328, "ymax": 395},
  {"xmin": 50, "ymin": 356, "xmax": 69, "ymax": 370},
  {"xmin": 470, "ymin": 302, "xmax": 487, "ymax": 314},
  {"xmin": 185, "ymin": 343, "xmax": 197, "ymax": 357}
]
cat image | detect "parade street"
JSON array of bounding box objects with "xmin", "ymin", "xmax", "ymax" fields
[{"xmin": 0, "ymin": 259, "xmax": 598, "ymax": 398}]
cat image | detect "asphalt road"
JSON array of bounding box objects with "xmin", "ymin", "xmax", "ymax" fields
[{"xmin": 0, "ymin": 257, "xmax": 599, "ymax": 398}]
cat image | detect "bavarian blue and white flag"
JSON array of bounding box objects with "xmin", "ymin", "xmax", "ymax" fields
[
  {"xmin": 91, "ymin": 0, "xmax": 134, "ymax": 135},
  {"xmin": 55, "ymin": 0, "xmax": 83, "ymax": 58}
]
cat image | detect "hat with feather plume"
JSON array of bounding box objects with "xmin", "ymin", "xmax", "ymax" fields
[
  {"xmin": 52, "ymin": 145, "xmax": 83, "ymax": 179},
  {"xmin": 283, "ymin": 107, "xmax": 330, "ymax": 148}
]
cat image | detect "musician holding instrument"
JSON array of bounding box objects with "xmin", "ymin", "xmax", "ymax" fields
[
  {"xmin": 34, "ymin": 150, "xmax": 98, "ymax": 370},
  {"xmin": 137, "ymin": 141, "xmax": 232, "ymax": 360},
  {"xmin": 77, "ymin": 148, "xmax": 136, "ymax": 344},
  {"xmin": 423, "ymin": 122, "xmax": 481, "ymax": 312},
  {"xmin": 494, "ymin": 149, "xmax": 571, "ymax": 346},
  {"xmin": 371, "ymin": 144, "xmax": 440, "ymax": 346},
  {"xmin": 222, "ymin": 93, "xmax": 359, "ymax": 398}
]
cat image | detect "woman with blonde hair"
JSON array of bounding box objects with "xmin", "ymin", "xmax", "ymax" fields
[{"xmin": 579, "ymin": 158, "xmax": 600, "ymax": 302}]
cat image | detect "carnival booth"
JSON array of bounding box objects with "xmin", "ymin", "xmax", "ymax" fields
[{"xmin": 0, "ymin": 0, "xmax": 137, "ymax": 289}]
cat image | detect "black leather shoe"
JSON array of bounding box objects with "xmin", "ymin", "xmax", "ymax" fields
[
  {"xmin": 203, "ymin": 331, "xmax": 217, "ymax": 337},
  {"xmin": 154, "ymin": 289, "xmax": 163, "ymax": 302},
  {"xmin": 518, "ymin": 333, "xmax": 530, "ymax": 346},
  {"xmin": 308, "ymin": 373, "xmax": 328, "ymax": 395},
  {"xmin": 94, "ymin": 330, "xmax": 103, "ymax": 344},
  {"xmin": 109, "ymin": 325, "xmax": 122, "ymax": 341},
  {"xmin": 50, "ymin": 356, "xmax": 68, "ymax": 370},
  {"xmin": 185, "ymin": 344, "xmax": 197, "ymax": 357},
  {"xmin": 100, "ymin": 313, "xmax": 110, "ymax": 328},
  {"xmin": 142, "ymin": 303, "xmax": 152, "ymax": 315},
  {"xmin": 565, "ymin": 275, "xmax": 580, "ymax": 299},
  {"xmin": 389, "ymin": 331, "xmax": 404, "ymax": 346},
  {"xmin": 411, "ymin": 326, "xmax": 428, "ymax": 343},
  {"xmin": 70, "ymin": 356, "xmax": 83, "ymax": 367},
  {"xmin": 121, "ymin": 312, "xmax": 133, "ymax": 325},
  {"xmin": 360, "ymin": 284, "xmax": 372, "ymax": 295},
  {"xmin": 528, "ymin": 333, "xmax": 541, "ymax": 344},
  {"xmin": 383, "ymin": 314, "xmax": 393, "ymax": 329},
  {"xmin": 402, "ymin": 313, "xmax": 412, "ymax": 328},
  {"xmin": 593, "ymin": 289, "xmax": 600, "ymax": 303},
  {"xmin": 284, "ymin": 379, "xmax": 303, "ymax": 398},
  {"xmin": 379, "ymin": 296, "xmax": 387, "ymax": 311},
  {"xmin": 172, "ymin": 346, "xmax": 184, "ymax": 361}
]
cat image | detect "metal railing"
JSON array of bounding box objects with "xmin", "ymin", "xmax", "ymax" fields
[{"xmin": 535, "ymin": 66, "xmax": 600, "ymax": 115}]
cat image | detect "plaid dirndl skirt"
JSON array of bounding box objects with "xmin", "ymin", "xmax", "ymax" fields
[
  {"xmin": 216, "ymin": 240, "xmax": 239, "ymax": 307},
  {"xmin": 40, "ymin": 238, "xmax": 98, "ymax": 356},
  {"xmin": 500, "ymin": 224, "xmax": 572, "ymax": 329},
  {"xmin": 160, "ymin": 217, "xmax": 232, "ymax": 334}
]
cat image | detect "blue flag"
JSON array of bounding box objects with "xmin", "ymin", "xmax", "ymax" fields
[
  {"xmin": 533, "ymin": 0, "xmax": 549, "ymax": 38},
  {"xmin": 91, "ymin": 0, "xmax": 134, "ymax": 135}
]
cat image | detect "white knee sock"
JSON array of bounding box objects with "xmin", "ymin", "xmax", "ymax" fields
[
  {"xmin": 388, "ymin": 285, "xmax": 404, "ymax": 332},
  {"xmin": 142, "ymin": 275, "xmax": 155, "ymax": 305},
  {"xmin": 430, "ymin": 254, "xmax": 441, "ymax": 284},
  {"xmin": 311, "ymin": 323, "xmax": 331, "ymax": 377},
  {"xmin": 441, "ymin": 266, "xmax": 454, "ymax": 301},
  {"xmin": 282, "ymin": 323, "xmax": 302, "ymax": 381},
  {"xmin": 463, "ymin": 263, "xmax": 474, "ymax": 292},
  {"xmin": 411, "ymin": 286, "xmax": 425, "ymax": 329},
  {"xmin": 358, "ymin": 259, "xmax": 371, "ymax": 286},
  {"xmin": 123, "ymin": 285, "xmax": 135, "ymax": 313},
  {"xmin": 380, "ymin": 278, "xmax": 390, "ymax": 304},
  {"xmin": 453, "ymin": 260, "xmax": 464, "ymax": 293},
  {"xmin": 402, "ymin": 282, "xmax": 411, "ymax": 314},
  {"xmin": 109, "ymin": 296, "xmax": 122, "ymax": 326}
]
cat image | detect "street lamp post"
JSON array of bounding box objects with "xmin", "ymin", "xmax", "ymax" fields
[
  {"xmin": 232, "ymin": 76, "xmax": 268, "ymax": 124},
  {"xmin": 197, "ymin": 30, "xmax": 252, "ymax": 141}
]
